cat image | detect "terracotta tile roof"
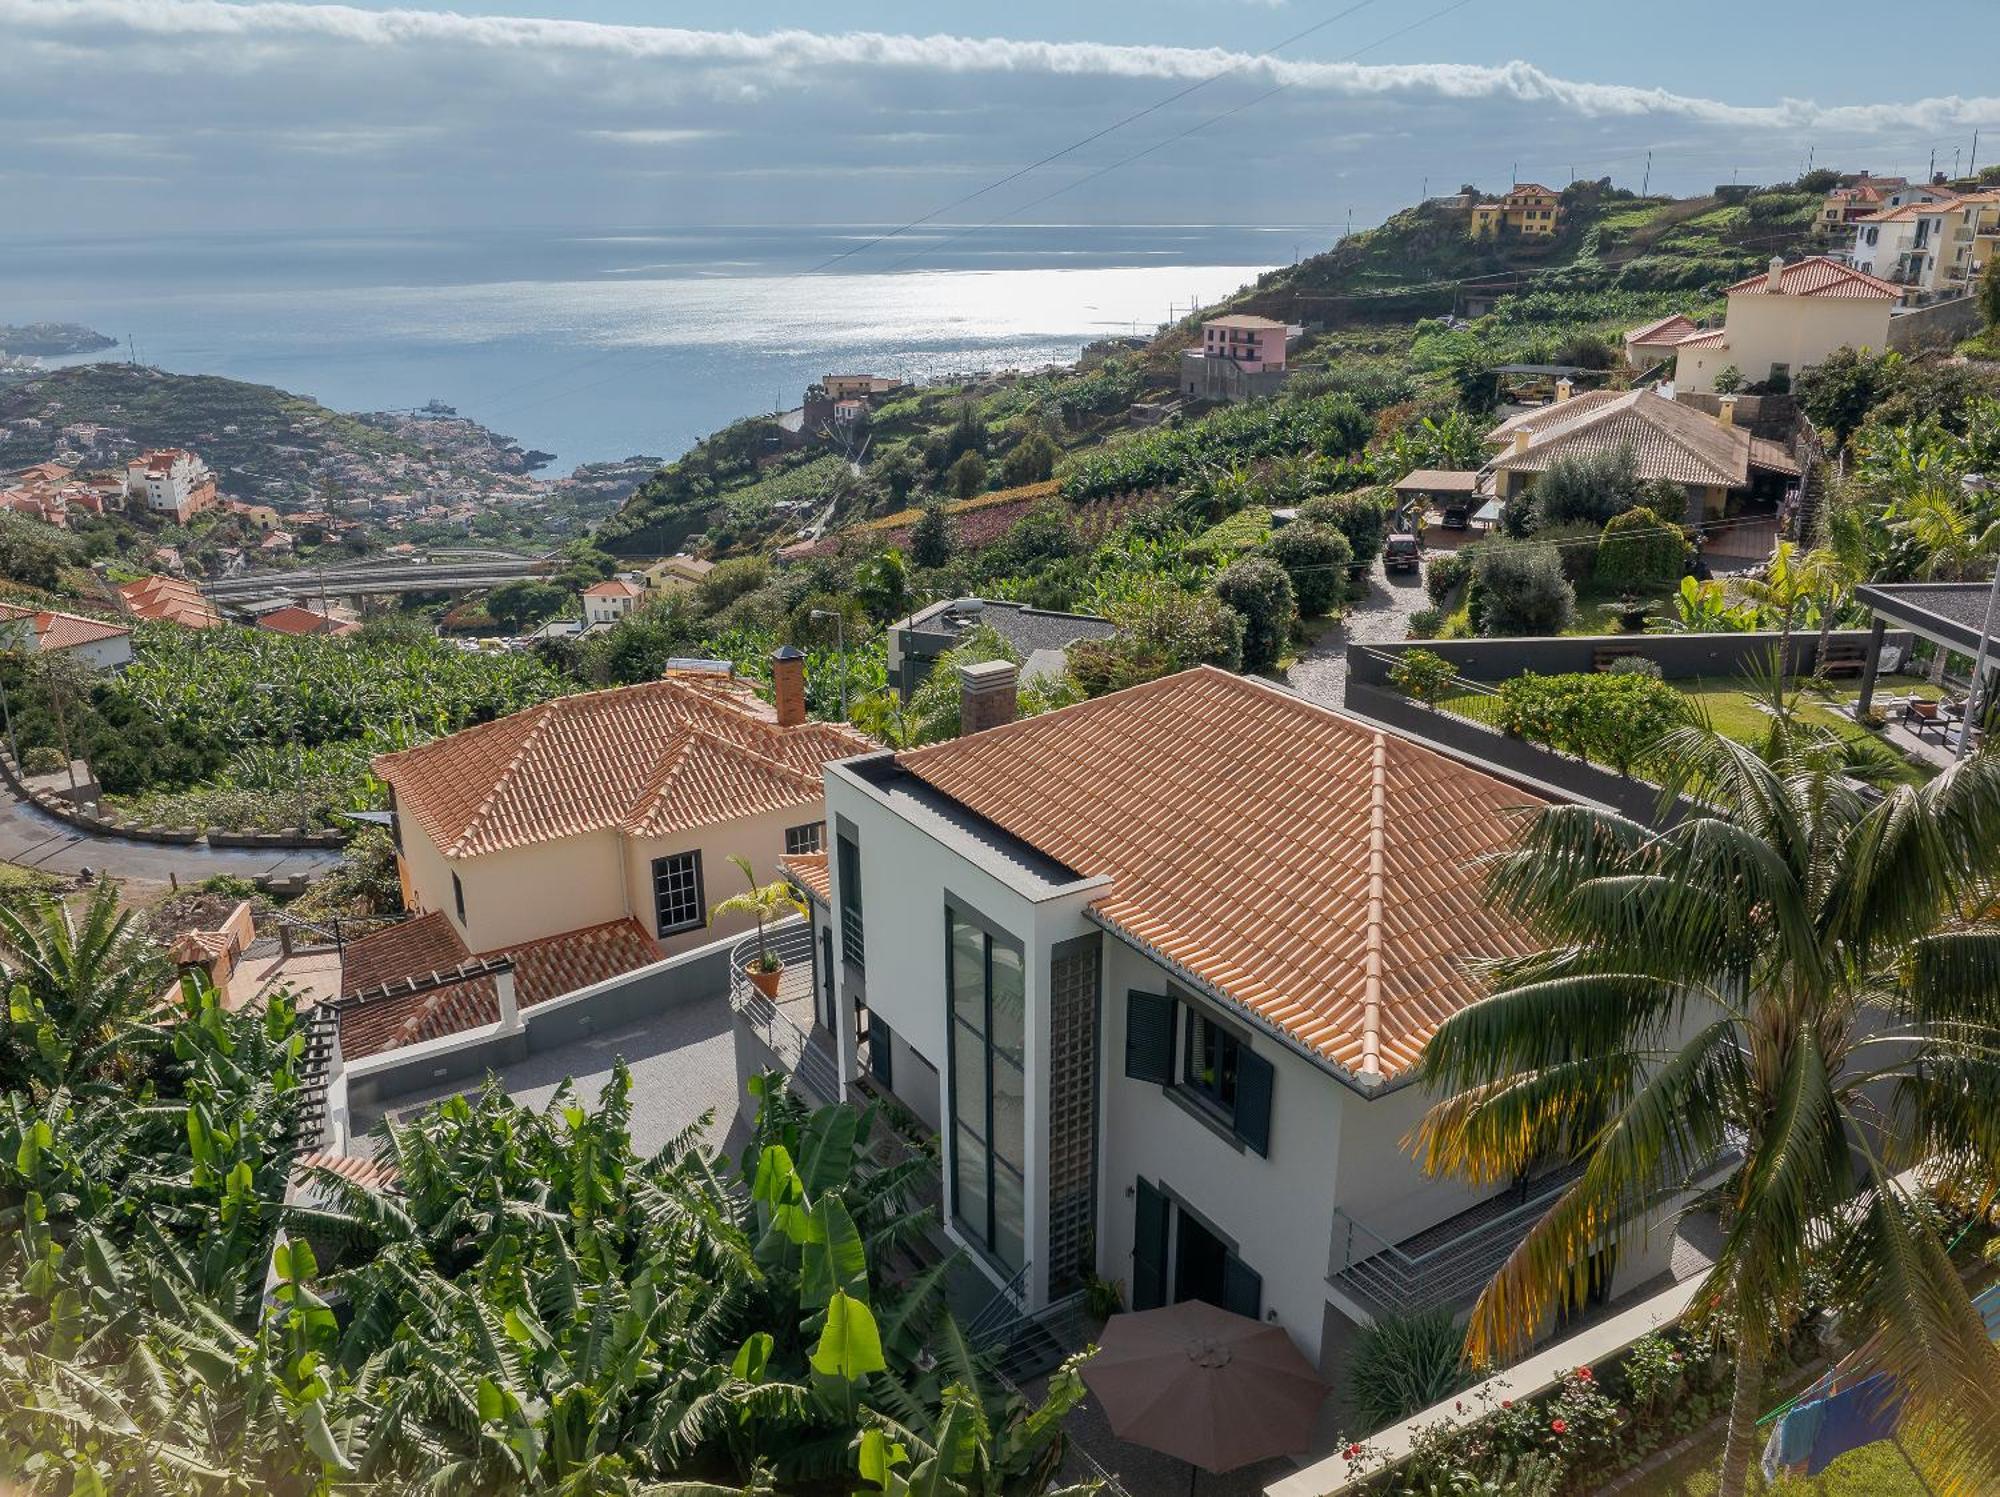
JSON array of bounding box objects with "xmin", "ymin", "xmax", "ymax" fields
[
  {"xmin": 295, "ymin": 1151, "xmax": 402, "ymax": 1193},
  {"xmin": 1486, "ymin": 389, "xmax": 1752, "ymax": 488},
  {"xmin": 377, "ymin": 676, "xmax": 873, "ymax": 859},
  {"xmin": 896, "ymin": 668, "xmax": 1546, "ymax": 1081},
  {"xmin": 1625, "ymin": 313, "xmax": 1698, "ymax": 346},
  {"xmin": 1856, "ymin": 202, "xmax": 1950, "ymax": 224},
  {"xmin": 256, "ymin": 605, "xmax": 360, "ymax": 637},
  {"xmin": 1749, "ymin": 437, "xmax": 1803, "ymax": 478},
  {"xmin": 583, "ymin": 579, "xmax": 643, "ymax": 598},
  {"xmin": 335, "ymin": 913, "xmax": 663, "ymax": 1059},
  {"xmin": 117, "ymin": 575, "xmax": 221, "ymax": 629},
  {"xmin": 1204, "ymin": 315, "xmax": 1288, "ymax": 331},
  {"xmin": 1726, "ymin": 255, "xmax": 1901, "ymax": 299},
  {"xmin": 780, "ymin": 851, "xmax": 831, "ymax": 904},
  {"xmin": 0, "ymin": 602, "xmax": 129, "ymax": 653},
  {"xmin": 1673, "ymin": 329, "xmax": 1728, "ymax": 349},
  {"xmin": 1507, "ymin": 184, "xmax": 1558, "ymax": 198}
]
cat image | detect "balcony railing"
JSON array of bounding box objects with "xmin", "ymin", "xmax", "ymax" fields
[
  {"xmin": 1326, "ymin": 1162, "xmax": 1588, "ymax": 1320},
  {"xmin": 728, "ymin": 922, "xmax": 839, "ymax": 1104}
]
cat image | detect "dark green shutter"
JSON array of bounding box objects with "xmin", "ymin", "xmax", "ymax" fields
[
  {"xmin": 1125, "ymin": 992, "xmax": 1175, "ymax": 1085},
  {"xmin": 1132, "ymin": 1178, "xmax": 1169, "ymax": 1311},
  {"xmin": 1221, "ymin": 1255, "xmax": 1262, "ymax": 1320},
  {"xmin": 1232, "ymin": 1049, "xmax": 1274, "ymax": 1157}
]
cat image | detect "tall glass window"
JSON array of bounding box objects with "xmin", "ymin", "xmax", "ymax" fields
[{"xmin": 947, "ymin": 907, "xmax": 1025, "ymax": 1274}]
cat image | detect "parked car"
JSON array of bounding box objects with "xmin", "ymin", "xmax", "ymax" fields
[{"xmin": 1383, "ymin": 533, "xmax": 1423, "ymax": 574}]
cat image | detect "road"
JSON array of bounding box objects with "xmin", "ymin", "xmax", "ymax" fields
[
  {"xmin": 204, "ymin": 557, "xmax": 550, "ymax": 604},
  {"xmin": 0, "ymin": 788, "xmax": 344, "ymax": 893},
  {"xmin": 1286, "ymin": 555, "xmax": 1432, "ymax": 712}
]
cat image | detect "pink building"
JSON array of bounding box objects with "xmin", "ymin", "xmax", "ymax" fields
[{"xmin": 1198, "ymin": 315, "xmax": 1289, "ymax": 372}]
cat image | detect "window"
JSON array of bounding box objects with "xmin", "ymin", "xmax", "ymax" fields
[
  {"xmin": 836, "ymin": 832, "xmax": 864, "ymax": 971},
  {"xmin": 947, "ymin": 906, "xmax": 1026, "ymax": 1274},
  {"xmin": 785, "ymin": 821, "xmax": 825, "ymax": 855},
  {"xmin": 451, "ymin": 870, "xmax": 466, "ymax": 925},
  {"xmin": 1126, "ymin": 991, "xmax": 1274, "ymax": 1157},
  {"xmin": 1182, "ymin": 1009, "xmax": 1241, "ymax": 1114},
  {"xmin": 652, "ymin": 850, "xmax": 705, "ymax": 935}
]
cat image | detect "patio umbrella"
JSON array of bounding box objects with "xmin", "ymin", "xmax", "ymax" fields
[{"xmin": 1081, "ymin": 1299, "xmax": 1325, "ymax": 1479}]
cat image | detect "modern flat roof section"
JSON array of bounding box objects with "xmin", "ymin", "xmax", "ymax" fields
[
  {"xmin": 895, "ymin": 667, "xmax": 1547, "ymax": 1083},
  {"xmin": 1856, "ymin": 581, "xmax": 2000, "ymax": 657}
]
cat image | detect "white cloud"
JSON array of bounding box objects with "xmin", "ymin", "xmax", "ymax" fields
[{"xmin": 584, "ymin": 129, "xmax": 723, "ymax": 147}]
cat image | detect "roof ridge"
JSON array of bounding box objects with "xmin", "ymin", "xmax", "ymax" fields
[
  {"xmin": 1360, "ymin": 732, "xmax": 1388, "ymax": 1082},
  {"xmin": 445, "ymin": 698, "xmax": 563, "ymax": 856}
]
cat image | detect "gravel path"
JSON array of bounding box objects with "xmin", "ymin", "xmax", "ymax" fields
[{"xmin": 1286, "ymin": 558, "xmax": 1431, "ymax": 712}]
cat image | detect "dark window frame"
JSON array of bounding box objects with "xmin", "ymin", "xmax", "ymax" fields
[
  {"xmin": 945, "ymin": 899, "xmax": 1026, "ymax": 1277},
  {"xmin": 836, "ymin": 828, "xmax": 864, "ymax": 973},
  {"xmin": 1181, "ymin": 1007, "xmax": 1242, "ymax": 1118},
  {"xmin": 651, "ymin": 850, "xmax": 706, "ymax": 936},
  {"xmin": 785, "ymin": 821, "xmax": 825, "ymax": 856},
  {"xmin": 451, "ymin": 870, "xmax": 466, "ymax": 925}
]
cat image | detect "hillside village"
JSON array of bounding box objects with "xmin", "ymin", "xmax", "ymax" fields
[{"xmin": 6, "ymin": 162, "xmax": 2000, "ymax": 1497}]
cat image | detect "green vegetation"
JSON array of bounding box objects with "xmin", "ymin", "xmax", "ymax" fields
[
  {"xmin": 1412, "ymin": 721, "xmax": 2000, "ymax": 1497},
  {"xmin": 1347, "ymin": 1308, "xmax": 1470, "ymax": 1431}
]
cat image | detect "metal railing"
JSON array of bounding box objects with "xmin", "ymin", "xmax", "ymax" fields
[
  {"xmin": 727, "ymin": 923, "xmax": 839, "ymax": 1104},
  {"xmin": 966, "ymin": 1259, "xmax": 1032, "ymax": 1343},
  {"xmin": 1327, "ymin": 1165, "xmax": 1586, "ymax": 1318}
]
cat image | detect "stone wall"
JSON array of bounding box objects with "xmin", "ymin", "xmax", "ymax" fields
[{"xmin": 1888, "ymin": 295, "xmax": 1984, "ymax": 350}]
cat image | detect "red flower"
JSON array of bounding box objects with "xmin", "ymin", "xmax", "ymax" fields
[
  {"xmin": 1501, "ymin": 1400, "xmax": 1513, "ymax": 1409},
  {"xmin": 1550, "ymin": 1418, "xmax": 1568, "ymax": 1435},
  {"xmin": 1575, "ymin": 1366, "xmax": 1593, "ymax": 1381},
  {"xmin": 1343, "ymin": 1444, "xmax": 1362, "ymax": 1461}
]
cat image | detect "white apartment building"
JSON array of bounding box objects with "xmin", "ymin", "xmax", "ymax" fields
[{"xmin": 124, "ymin": 448, "xmax": 217, "ymax": 521}]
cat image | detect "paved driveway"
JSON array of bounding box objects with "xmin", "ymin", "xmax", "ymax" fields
[
  {"xmin": 1286, "ymin": 557, "xmax": 1431, "ymax": 712},
  {"xmin": 0, "ymin": 786, "xmax": 343, "ymax": 892}
]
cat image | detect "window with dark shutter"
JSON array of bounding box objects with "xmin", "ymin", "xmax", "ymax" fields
[
  {"xmin": 1124, "ymin": 992, "xmax": 1175, "ymax": 1085},
  {"xmin": 1221, "ymin": 1255, "xmax": 1263, "ymax": 1320},
  {"xmin": 1232, "ymin": 1050, "xmax": 1274, "ymax": 1158},
  {"xmin": 1132, "ymin": 1178, "xmax": 1169, "ymax": 1312}
]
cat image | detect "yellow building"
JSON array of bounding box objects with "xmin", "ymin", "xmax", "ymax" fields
[{"xmin": 1469, "ymin": 183, "xmax": 1562, "ymax": 238}]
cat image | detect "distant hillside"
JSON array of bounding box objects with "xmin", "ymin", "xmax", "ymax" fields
[
  {"xmin": 0, "ymin": 322, "xmax": 116, "ymax": 358},
  {"xmin": 0, "ymin": 363, "xmax": 426, "ymax": 501}
]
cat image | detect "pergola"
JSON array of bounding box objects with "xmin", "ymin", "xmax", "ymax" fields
[{"xmin": 1853, "ymin": 581, "xmax": 2000, "ymax": 749}]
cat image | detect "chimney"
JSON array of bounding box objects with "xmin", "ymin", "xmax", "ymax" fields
[
  {"xmin": 1511, "ymin": 429, "xmax": 1532, "ymax": 455},
  {"xmin": 1767, "ymin": 254, "xmax": 1787, "ymax": 292},
  {"xmin": 1717, "ymin": 394, "xmax": 1738, "ymax": 428},
  {"xmin": 1554, "ymin": 377, "xmax": 1573, "ymax": 403},
  {"xmin": 771, "ymin": 645, "xmax": 807, "ymax": 728},
  {"xmin": 958, "ymin": 658, "xmax": 1019, "ymax": 736}
]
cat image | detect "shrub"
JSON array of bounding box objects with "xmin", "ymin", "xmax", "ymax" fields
[
  {"xmin": 1605, "ymin": 654, "xmax": 1663, "ymax": 679},
  {"xmin": 1711, "ymin": 364, "xmax": 1744, "ymax": 394},
  {"xmin": 1069, "ymin": 583, "xmax": 1243, "ymax": 695},
  {"xmin": 1495, "ymin": 670, "xmax": 1692, "ymax": 774},
  {"xmin": 1538, "ymin": 521, "xmax": 1601, "ymax": 585},
  {"xmin": 1264, "ymin": 521, "xmax": 1353, "ymax": 617},
  {"xmin": 1593, "ymin": 504, "xmax": 1686, "ymax": 592},
  {"xmin": 949, "ymin": 449, "xmax": 989, "ymax": 499},
  {"xmin": 1407, "ymin": 607, "xmax": 1443, "ymax": 639},
  {"xmin": 1213, "ymin": 557, "xmax": 1296, "ymax": 673},
  {"xmin": 20, "ymin": 744, "xmax": 66, "ymax": 776},
  {"xmin": 1531, "ymin": 444, "xmax": 1643, "ymax": 530},
  {"xmin": 1298, "ymin": 487, "xmax": 1393, "ymax": 566},
  {"xmin": 1000, "ymin": 429, "xmax": 1060, "ymax": 487},
  {"xmin": 694, "ymin": 556, "xmax": 770, "ymax": 615},
  {"xmin": 1469, "ymin": 543, "xmax": 1575, "ymax": 636},
  {"xmin": 1388, "ymin": 648, "xmax": 1457, "ymax": 706},
  {"xmin": 1347, "ymin": 1308, "xmax": 1469, "ymax": 1432},
  {"xmin": 908, "ymin": 500, "xmax": 956, "ymax": 568},
  {"xmin": 1425, "ymin": 549, "xmax": 1472, "ymax": 606}
]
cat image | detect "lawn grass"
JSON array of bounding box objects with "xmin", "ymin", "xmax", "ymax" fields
[{"xmin": 1624, "ymin": 1437, "xmax": 1927, "ymax": 1496}]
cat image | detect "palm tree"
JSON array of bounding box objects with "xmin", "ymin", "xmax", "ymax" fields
[
  {"xmin": 1412, "ymin": 723, "xmax": 2000, "ymax": 1497},
  {"xmin": 709, "ymin": 854, "xmax": 807, "ymax": 976}
]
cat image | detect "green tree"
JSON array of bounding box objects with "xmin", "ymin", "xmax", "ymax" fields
[
  {"xmin": 484, "ymin": 578, "xmax": 568, "ymax": 634},
  {"xmin": 1069, "ymin": 582, "xmax": 1244, "ymax": 695},
  {"xmin": 909, "ymin": 500, "xmax": 956, "ymax": 570},
  {"xmin": 1592, "ymin": 505, "xmax": 1687, "ymax": 593},
  {"xmin": 873, "ymin": 447, "xmax": 921, "ymax": 506},
  {"xmin": 904, "ymin": 627, "xmax": 1021, "ymax": 744},
  {"xmin": 1213, "ymin": 556, "xmax": 1296, "ymax": 673},
  {"xmin": 1980, "ymin": 253, "xmax": 2000, "ymax": 334},
  {"xmin": 1297, "ymin": 489, "xmax": 1393, "ymax": 567},
  {"xmin": 949, "ymin": 450, "xmax": 989, "ymax": 500},
  {"xmin": 851, "ymin": 548, "xmax": 909, "ymax": 622},
  {"xmin": 1387, "ymin": 648, "xmax": 1458, "ymax": 708},
  {"xmin": 999, "ymin": 430, "xmax": 1060, "ymax": 487},
  {"xmin": 1710, "ymin": 364, "xmax": 1744, "ymax": 394},
  {"xmin": 1264, "ymin": 521, "xmax": 1353, "ymax": 617},
  {"xmin": 1796, "ymin": 346, "xmax": 1894, "ymax": 446},
  {"xmin": 1469, "ymin": 541, "xmax": 1575, "ymax": 636},
  {"xmin": 1414, "ymin": 729, "xmax": 2000, "ymax": 1497},
  {"xmin": 0, "ymin": 883, "xmax": 167, "ymax": 1097},
  {"xmin": 1531, "ymin": 444, "xmax": 1643, "ymax": 530}
]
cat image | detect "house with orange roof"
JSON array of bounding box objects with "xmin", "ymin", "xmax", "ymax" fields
[
  {"xmin": 116, "ymin": 574, "xmax": 222, "ymax": 630},
  {"xmin": 373, "ymin": 652, "xmax": 874, "ymax": 960},
  {"xmin": 1632, "ymin": 254, "xmax": 1898, "ymax": 393},
  {"xmin": 0, "ymin": 601, "xmax": 133, "ymax": 669},
  {"xmin": 796, "ymin": 664, "xmax": 1694, "ymax": 1367},
  {"xmin": 256, "ymin": 604, "xmax": 360, "ymax": 638},
  {"xmin": 1469, "ymin": 183, "xmax": 1561, "ymax": 238},
  {"xmin": 581, "ymin": 576, "xmax": 643, "ymax": 627}
]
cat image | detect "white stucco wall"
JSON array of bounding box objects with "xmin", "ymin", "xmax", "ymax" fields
[
  {"xmin": 1714, "ymin": 290, "xmax": 1890, "ymax": 386},
  {"xmin": 624, "ymin": 805, "xmax": 826, "ymax": 955}
]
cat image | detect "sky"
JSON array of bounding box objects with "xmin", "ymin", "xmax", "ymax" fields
[{"xmin": 7, "ymin": 0, "xmax": 2000, "ymax": 254}]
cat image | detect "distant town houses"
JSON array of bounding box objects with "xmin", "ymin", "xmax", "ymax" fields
[
  {"xmin": 125, "ymin": 447, "xmax": 218, "ymax": 522},
  {"xmin": 639, "ymin": 553, "xmax": 715, "ymax": 595},
  {"xmin": 1845, "ymin": 186, "xmax": 2000, "ymax": 303},
  {"xmin": 116, "ymin": 573, "xmax": 222, "ymax": 629},
  {"xmin": 0, "ymin": 601, "xmax": 133, "ymax": 670},
  {"xmin": 581, "ymin": 576, "xmax": 644, "ymax": 626},
  {"xmin": 2, "ymin": 459, "xmax": 124, "ymax": 528}
]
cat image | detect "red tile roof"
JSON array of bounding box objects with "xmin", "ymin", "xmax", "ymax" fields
[
  {"xmin": 1625, "ymin": 313, "xmax": 1699, "ymax": 347},
  {"xmin": 335, "ymin": 913, "xmax": 664, "ymax": 1059},
  {"xmin": 0, "ymin": 602, "xmax": 130, "ymax": 653},
  {"xmin": 896, "ymin": 668, "xmax": 1547, "ymax": 1082},
  {"xmin": 257, "ymin": 605, "xmax": 360, "ymax": 637},
  {"xmin": 1726, "ymin": 255, "xmax": 1900, "ymax": 299},
  {"xmin": 1486, "ymin": 388, "xmax": 1753, "ymax": 488},
  {"xmin": 583, "ymin": 579, "xmax": 643, "ymax": 598},
  {"xmin": 376, "ymin": 676, "xmax": 873, "ymax": 859},
  {"xmin": 780, "ymin": 851, "xmax": 831, "ymax": 903},
  {"xmin": 117, "ymin": 575, "xmax": 221, "ymax": 629}
]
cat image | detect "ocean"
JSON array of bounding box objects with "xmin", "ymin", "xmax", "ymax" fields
[{"xmin": 0, "ymin": 224, "xmax": 1294, "ymax": 471}]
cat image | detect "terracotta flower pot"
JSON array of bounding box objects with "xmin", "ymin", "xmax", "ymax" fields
[{"xmin": 746, "ymin": 962, "xmax": 782, "ymax": 999}]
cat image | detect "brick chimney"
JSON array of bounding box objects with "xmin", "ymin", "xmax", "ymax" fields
[
  {"xmin": 958, "ymin": 658, "xmax": 1019, "ymax": 735},
  {"xmin": 1717, "ymin": 394, "xmax": 1739, "ymax": 428},
  {"xmin": 771, "ymin": 645, "xmax": 807, "ymax": 728},
  {"xmin": 1767, "ymin": 254, "xmax": 1787, "ymax": 292}
]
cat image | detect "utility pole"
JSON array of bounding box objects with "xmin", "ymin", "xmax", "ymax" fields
[
  {"xmin": 1928, "ymin": 146, "xmax": 1936, "ymax": 181},
  {"xmin": 1642, "ymin": 150, "xmax": 1652, "ymax": 196},
  {"xmin": 1959, "ymin": 546, "xmax": 2000, "ymax": 762},
  {"xmin": 1971, "ymin": 129, "xmax": 1981, "ymax": 178}
]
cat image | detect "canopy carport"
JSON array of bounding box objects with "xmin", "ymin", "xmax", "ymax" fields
[{"xmin": 1854, "ymin": 579, "xmax": 2000, "ymax": 757}]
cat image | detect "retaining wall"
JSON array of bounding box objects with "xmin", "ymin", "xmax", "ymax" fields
[
  {"xmin": 0, "ymin": 749, "xmax": 349, "ymax": 850},
  {"xmin": 1345, "ymin": 629, "xmax": 1908, "ymax": 688},
  {"xmin": 1887, "ymin": 295, "xmax": 1984, "ymax": 350}
]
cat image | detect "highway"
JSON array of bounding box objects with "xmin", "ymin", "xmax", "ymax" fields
[{"xmin": 204, "ymin": 554, "xmax": 552, "ymax": 604}]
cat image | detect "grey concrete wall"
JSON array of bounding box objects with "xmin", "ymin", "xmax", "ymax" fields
[
  {"xmin": 346, "ymin": 940, "xmax": 733, "ymax": 1114},
  {"xmin": 1888, "ymin": 296, "xmax": 1984, "ymax": 350},
  {"xmin": 1346, "ymin": 630, "xmax": 1908, "ymax": 688},
  {"xmin": 1345, "ymin": 681, "xmax": 1687, "ymax": 825}
]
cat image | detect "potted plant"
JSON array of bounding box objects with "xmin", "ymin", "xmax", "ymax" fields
[{"xmin": 709, "ymin": 853, "xmax": 806, "ymax": 999}]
